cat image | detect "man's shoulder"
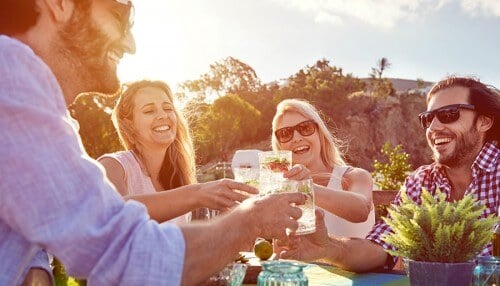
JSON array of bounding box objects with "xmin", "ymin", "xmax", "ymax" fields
[
  {"xmin": 0, "ymin": 36, "xmax": 38, "ymax": 66},
  {"xmin": 404, "ymin": 163, "xmax": 438, "ymax": 191},
  {"xmin": 0, "ymin": 36, "xmax": 64, "ymax": 110}
]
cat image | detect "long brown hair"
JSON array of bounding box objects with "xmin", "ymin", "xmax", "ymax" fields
[{"xmin": 112, "ymin": 80, "xmax": 197, "ymax": 189}]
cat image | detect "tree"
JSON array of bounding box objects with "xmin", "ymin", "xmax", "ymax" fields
[
  {"xmin": 369, "ymin": 57, "xmax": 395, "ymax": 97},
  {"xmin": 277, "ymin": 58, "xmax": 365, "ymax": 113},
  {"xmin": 370, "ymin": 57, "xmax": 391, "ymax": 80},
  {"xmin": 191, "ymin": 94, "xmax": 261, "ymax": 164},
  {"xmin": 372, "ymin": 142, "xmax": 412, "ymax": 191},
  {"xmin": 180, "ymin": 57, "xmax": 262, "ymax": 102},
  {"xmin": 416, "ymin": 78, "xmax": 425, "ymax": 89},
  {"xmin": 69, "ymin": 93, "xmax": 123, "ymax": 159}
]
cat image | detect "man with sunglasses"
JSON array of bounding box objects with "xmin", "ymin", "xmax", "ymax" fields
[
  {"xmin": 0, "ymin": 1, "xmax": 306, "ymax": 285},
  {"xmin": 280, "ymin": 76, "xmax": 499, "ymax": 272}
]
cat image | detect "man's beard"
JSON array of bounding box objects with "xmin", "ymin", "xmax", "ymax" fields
[
  {"xmin": 433, "ymin": 125, "xmax": 480, "ymax": 168},
  {"xmin": 57, "ymin": 5, "xmax": 121, "ymax": 97}
]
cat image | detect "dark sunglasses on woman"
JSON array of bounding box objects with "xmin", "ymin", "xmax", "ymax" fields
[
  {"xmin": 418, "ymin": 104, "xmax": 475, "ymax": 129},
  {"xmin": 275, "ymin": 120, "xmax": 319, "ymax": 143}
]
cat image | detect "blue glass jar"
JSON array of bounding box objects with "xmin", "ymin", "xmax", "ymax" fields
[
  {"xmin": 257, "ymin": 261, "xmax": 308, "ymax": 286},
  {"xmin": 472, "ymin": 256, "xmax": 499, "ymax": 286}
]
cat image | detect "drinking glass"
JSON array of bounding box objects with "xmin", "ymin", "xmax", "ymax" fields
[
  {"xmin": 233, "ymin": 167, "xmax": 260, "ymax": 188},
  {"xmin": 294, "ymin": 179, "xmax": 316, "ymax": 235},
  {"xmin": 258, "ymin": 151, "xmax": 292, "ymax": 196},
  {"xmin": 208, "ymin": 262, "xmax": 248, "ymax": 286},
  {"xmin": 257, "ymin": 261, "xmax": 308, "ymax": 286},
  {"xmin": 472, "ymin": 256, "xmax": 499, "ymax": 286}
]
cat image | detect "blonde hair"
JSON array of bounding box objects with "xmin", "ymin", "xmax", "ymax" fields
[
  {"xmin": 271, "ymin": 99, "xmax": 346, "ymax": 168},
  {"xmin": 112, "ymin": 80, "xmax": 197, "ymax": 189}
]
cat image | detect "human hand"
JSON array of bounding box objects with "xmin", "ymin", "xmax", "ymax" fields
[
  {"xmin": 277, "ymin": 209, "xmax": 332, "ymax": 262},
  {"xmin": 283, "ymin": 164, "xmax": 311, "ymax": 181},
  {"xmin": 239, "ymin": 192, "xmax": 306, "ymax": 241},
  {"xmin": 197, "ymin": 179, "xmax": 259, "ymax": 212}
]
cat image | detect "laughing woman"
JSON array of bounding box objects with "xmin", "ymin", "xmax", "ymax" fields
[
  {"xmin": 272, "ymin": 99, "xmax": 375, "ymax": 238},
  {"xmin": 98, "ymin": 80, "xmax": 256, "ymax": 223}
]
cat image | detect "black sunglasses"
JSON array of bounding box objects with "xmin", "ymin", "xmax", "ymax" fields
[
  {"xmin": 418, "ymin": 104, "xmax": 475, "ymax": 129},
  {"xmin": 275, "ymin": 120, "xmax": 318, "ymax": 143},
  {"xmin": 113, "ymin": 0, "xmax": 135, "ymax": 34}
]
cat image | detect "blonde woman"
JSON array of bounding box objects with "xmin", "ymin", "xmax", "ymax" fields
[
  {"xmin": 272, "ymin": 99, "xmax": 375, "ymax": 238},
  {"xmin": 99, "ymin": 80, "xmax": 256, "ymax": 223}
]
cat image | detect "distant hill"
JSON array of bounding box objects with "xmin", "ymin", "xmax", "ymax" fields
[
  {"xmin": 204, "ymin": 88, "xmax": 434, "ymax": 175},
  {"xmin": 361, "ymin": 78, "xmax": 434, "ymax": 94}
]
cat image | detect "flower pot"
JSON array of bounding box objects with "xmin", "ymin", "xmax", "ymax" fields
[{"xmin": 407, "ymin": 260, "xmax": 474, "ymax": 286}]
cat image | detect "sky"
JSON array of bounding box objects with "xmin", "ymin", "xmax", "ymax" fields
[{"xmin": 118, "ymin": 0, "xmax": 500, "ymax": 93}]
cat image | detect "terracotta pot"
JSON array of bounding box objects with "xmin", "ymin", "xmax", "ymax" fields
[{"xmin": 407, "ymin": 260, "xmax": 474, "ymax": 286}]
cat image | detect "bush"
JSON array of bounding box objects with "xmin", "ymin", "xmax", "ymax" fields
[{"xmin": 372, "ymin": 142, "xmax": 412, "ymax": 191}]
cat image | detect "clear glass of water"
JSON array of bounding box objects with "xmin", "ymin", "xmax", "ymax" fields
[
  {"xmin": 295, "ymin": 179, "xmax": 316, "ymax": 235},
  {"xmin": 258, "ymin": 151, "xmax": 292, "ymax": 196},
  {"xmin": 233, "ymin": 167, "xmax": 260, "ymax": 188}
]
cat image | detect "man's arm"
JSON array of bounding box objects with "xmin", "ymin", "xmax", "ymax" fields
[
  {"xmin": 279, "ymin": 210, "xmax": 389, "ymax": 272},
  {"xmin": 0, "ymin": 43, "xmax": 185, "ymax": 284},
  {"xmin": 180, "ymin": 192, "xmax": 305, "ymax": 285}
]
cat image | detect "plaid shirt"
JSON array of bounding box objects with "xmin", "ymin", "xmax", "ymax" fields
[{"xmin": 366, "ymin": 141, "xmax": 499, "ymax": 267}]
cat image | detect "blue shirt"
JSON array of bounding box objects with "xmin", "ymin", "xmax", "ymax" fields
[{"xmin": 0, "ymin": 36, "xmax": 185, "ymax": 285}]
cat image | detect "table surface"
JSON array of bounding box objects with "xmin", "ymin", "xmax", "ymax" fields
[{"xmin": 244, "ymin": 261, "xmax": 409, "ymax": 286}]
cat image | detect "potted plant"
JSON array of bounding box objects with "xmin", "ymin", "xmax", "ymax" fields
[{"xmin": 382, "ymin": 188, "xmax": 497, "ymax": 286}]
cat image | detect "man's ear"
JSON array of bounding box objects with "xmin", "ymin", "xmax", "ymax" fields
[
  {"xmin": 43, "ymin": 0, "xmax": 75, "ymax": 23},
  {"xmin": 477, "ymin": 114, "xmax": 494, "ymax": 133}
]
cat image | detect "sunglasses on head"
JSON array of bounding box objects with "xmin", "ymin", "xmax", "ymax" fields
[
  {"xmin": 418, "ymin": 104, "xmax": 475, "ymax": 129},
  {"xmin": 113, "ymin": 0, "xmax": 135, "ymax": 34},
  {"xmin": 275, "ymin": 120, "xmax": 318, "ymax": 143}
]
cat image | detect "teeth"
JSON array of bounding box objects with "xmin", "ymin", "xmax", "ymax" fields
[
  {"xmin": 154, "ymin": 125, "xmax": 170, "ymax": 132},
  {"xmin": 108, "ymin": 51, "xmax": 120, "ymax": 64},
  {"xmin": 293, "ymin": 146, "xmax": 308, "ymax": 152},
  {"xmin": 434, "ymin": 137, "xmax": 452, "ymax": 145}
]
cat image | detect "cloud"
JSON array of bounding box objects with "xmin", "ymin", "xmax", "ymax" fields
[
  {"xmin": 272, "ymin": 0, "xmax": 498, "ymax": 29},
  {"xmin": 460, "ymin": 0, "xmax": 500, "ymax": 17},
  {"xmin": 314, "ymin": 11, "xmax": 344, "ymax": 25}
]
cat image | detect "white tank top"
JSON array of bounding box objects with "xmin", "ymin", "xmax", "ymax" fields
[
  {"xmin": 99, "ymin": 151, "xmax": 188, "ymax": 225},
  {"xmin": 316, "ymin": 166, "xmax": 375, "ymax": 238}
]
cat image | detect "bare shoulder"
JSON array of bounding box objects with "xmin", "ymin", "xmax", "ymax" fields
[
  {"xmin": 97, "ymin": 156, "xmax": 126, "ymax": 194},
  {"xmin": 344, "ymin": 167, "xmax": 372, "ymax": 182},
  {"xmin": 341, "ymin": 167, "xmax": 373, "ymax": 193},
  {"xmin": 98, "ymin": 156, "xmax": 124, "ymax": 175}
]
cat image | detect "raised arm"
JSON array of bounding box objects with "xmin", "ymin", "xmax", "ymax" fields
[
  {"xmin": 180, "ymin": 192, "xmax": 306, "ymax": 285},
  {"xmin": 286, "ymin": 165, "xmax": 373, "ymax": 222},
  {"xmin": 280, "ymin": 210, "xmax": 389, "ymax": 272},
  {"xmin": 314, "ymin": 167, "xmax": 373, "ymax": 222},
  {"xmin": 98, "ymin": 156, "xmax": 259, "ymax": 222}
]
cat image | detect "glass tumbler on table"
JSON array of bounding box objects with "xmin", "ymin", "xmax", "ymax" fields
[
  {"xmin": 257, "ymin": 261, "xmax": 308, "ymax": 286},
  {"xmin": 472, "ymin": 256, "xmax": 499, "ymax": 286}
]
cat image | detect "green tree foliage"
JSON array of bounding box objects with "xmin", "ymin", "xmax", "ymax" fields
[
  {"xmin": 277, "ymin": 59, "xmax": 365, "ymax": 112},
  {"xmin": 373, "ymin": 142, "xmax": 412, "ymax": 191},
  {"xmin": 371, "ymin": 57, "xmax": 391, "ymax": 79},
  {"xmin": 383, "ymin": 188, "xmax": 497, "ymax": 262},
  {"xmin": 180, "ymin": 56, "xmax": 262, "ymax": 102},
  {"xmin": 369, "ymin": 57, "xmax": 395, "ymax": 97},
  {"xmin": 69, "ymin": 93, "xmax": 123, "ymax": 159},
  {"xmin": 191, "ymin": 94, "xmax": 261, "ymax": 164}
]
